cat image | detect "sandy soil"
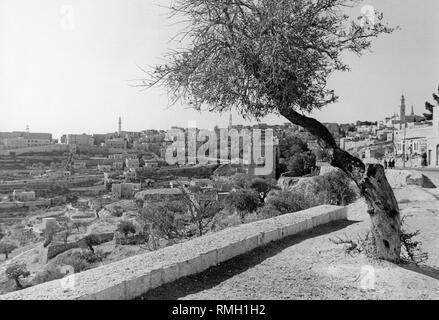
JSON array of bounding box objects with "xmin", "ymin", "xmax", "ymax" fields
[{"xmin": 141, "ymin": 189, "xmax": 439, "ymax": 300}]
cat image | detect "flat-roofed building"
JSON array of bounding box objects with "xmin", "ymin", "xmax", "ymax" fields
[
  {"xmin": 3, "ymin": 137, "xmax": 51, "ymax": 149},
  {"xmin": 12, "ymin": 190, "xmax": 36, "ymax": 201},
  {"xmin": 65, "ymin": 134, "xmax": 94, "ymax": 146}
]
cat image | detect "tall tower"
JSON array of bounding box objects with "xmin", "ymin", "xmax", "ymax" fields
[
  {"xmin": 400, "ymin": 94, "xmax": 406, "ymax": 129},
  {"xmin": 118, "ymin": 116, "xmax": 122, "ymax": 136},
  {"xmin": 228, "ymin": 113, "xmax": 233, "ymax": 129},
  {"xmin": 411, "ymin": 105, "xmax": 414, "ymax": 116}
]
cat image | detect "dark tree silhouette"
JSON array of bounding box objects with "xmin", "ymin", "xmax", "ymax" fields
[
  {"xmin": 425, "ymin": 86, "xmax": 439, "ymax": 120},
  {"xmin": 141, "ymin": 0, "xmax": 401, "ymax": 261}
]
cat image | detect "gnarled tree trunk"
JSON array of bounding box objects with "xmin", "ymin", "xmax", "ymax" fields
[{"xmin": 280, "ymin": 108, "xmax": 401, "ymax": 262}]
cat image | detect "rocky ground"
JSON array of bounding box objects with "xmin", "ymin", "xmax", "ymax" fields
[{"xmin": 142, "ymin": 187, "xmax": 439, "ymax": 300}]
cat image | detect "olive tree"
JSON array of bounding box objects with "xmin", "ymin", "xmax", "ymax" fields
[{"xmin": 143, "ymin": 0, "xmax": 401, "ymax": 261}]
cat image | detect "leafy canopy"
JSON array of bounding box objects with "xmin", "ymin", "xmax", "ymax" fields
[{"xmin": 145, "ymin": 0, "xmax": 394, "ymax": 119}]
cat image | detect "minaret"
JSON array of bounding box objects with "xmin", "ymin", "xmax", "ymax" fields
[
  {"xmin": 118, "ymin": 116, "xmax": 122, "ymax": 136},
  {"xmin": 400, "ymin": 94, "xmax": 406, "ymax": 129},
  {"xmin": 228, "ymin": 113, "xmax": 233, "ymax": 129},
  {"xmin": 411, "ymin": 105, "xmax": 414, "ymax": 116}
]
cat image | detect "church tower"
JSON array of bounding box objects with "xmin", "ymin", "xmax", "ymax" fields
[
  {"xmin": 228, "ymin": 113, "xmax": 233, "ymax": 129},
  {"xmin": 118, "ymin": 116, "xmax": 122, "ymax": 136},
  {"xmin": 400, "ymin": 94, "xmax": 406, "ymax": 129},
  {"xmin": 411, "ymin": 105, "xmax": 414, "ymax": 116}
]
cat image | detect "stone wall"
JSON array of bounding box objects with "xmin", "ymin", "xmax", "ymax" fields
[
  {"xmin": 0, "ymin": 205, "xmax": 347, "ymax": 300},
  {"xmin": 47, "ymin": 233, "xmax": 115, "ymax": 260}
]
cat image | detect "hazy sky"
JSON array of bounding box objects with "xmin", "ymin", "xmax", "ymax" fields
[{"xmin": 1, "ymin": 0, "xmax": 438, "ymax": 138}]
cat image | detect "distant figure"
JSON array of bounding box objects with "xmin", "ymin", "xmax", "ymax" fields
[
  {"xmin": 390, "ymin": 159, "xmax": 395, "ymax": 169},
  {"xmin": 383, "ymin": 160, "xmax": 388, "ymax": 169}
]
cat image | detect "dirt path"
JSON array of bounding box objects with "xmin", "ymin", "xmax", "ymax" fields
[{"xmin": 141, "ymin": 196, "xmax": 439, "ymax": 300}]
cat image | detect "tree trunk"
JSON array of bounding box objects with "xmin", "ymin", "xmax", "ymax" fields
[
  {"xmin": 280, "ymin": 108, "xmax": 401, "ymax": 262},
  {"xmin": 14, "ymin": 278, "xmax": 22, "ymax": 289}
]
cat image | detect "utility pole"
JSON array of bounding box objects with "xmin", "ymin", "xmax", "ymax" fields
[{"xmin": 403, "ymin": 118, "xmax": 407, "ymax": 168}]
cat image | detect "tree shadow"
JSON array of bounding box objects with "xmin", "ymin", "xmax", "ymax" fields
[{"xmin": 137, "ymin": 219, "xmax": 359, "ymax": 300}]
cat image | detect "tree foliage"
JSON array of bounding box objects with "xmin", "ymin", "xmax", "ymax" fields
[
  {"xmin": 117, "ymin": 221, "xmax": 137, "ymax": 237},
  {"xmin": 143, "ymin": 0, "xmax": 394, "ymax": 119},
  {"xmin": 225, "ymin": 189, "xmax": 260, "ymax": 220},
  {"xmin": 141, "ymin": 201, "xmax": 188, "ymax": 240},
  {"xmin": 0, "ymin": 241, "xmax": 17, "ymax": 260},
  {"xmin": 425, "ymin": 86, "xmax": 439, "ymax": 121}
]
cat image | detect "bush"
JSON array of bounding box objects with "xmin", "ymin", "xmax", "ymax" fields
[
  {"xmin": 84, "ymin": 234, "xmax": 100, "ymax": 253},
  {"xmin": 309, "ymin": 171, "xmax": 358, "ymax": 206},
  {"xmin": 256, "ymin": 204, "xmax": 282, "ymax": 219},
  {"xmin": 111, "ymin": 205, "xmax": 124, "ymax": 218},
  {"xmin": 225, "ymin": 189, "xmax": 260, "ymax": 220},
  {"xmin": 117, "ymin": 221, "xmax": 137, "ymax": 237},
  {"xmin": 264, "ymin": 190, "xmax": 307, "ymax": 215},
  {"xmin": 141, "ymin": 201, "xmax": 188, "ymax": 240},
  {"xmin": 80, "ymin": 249, "xmax": 107, "ymax": 264},
  {"xmin": 5, "ymin": 263, "xmax": 30, "ymax": 289},
  {"xmin": 285, "ymin": 151, "xmax": 316, "ymax": 177},
  {"xmin": 59, "ymin": 252, "xmax": 91, "ymax": 273},
  {"xmin": 249, "ymin": 178, "xmax": 278, "ymax": 203}
]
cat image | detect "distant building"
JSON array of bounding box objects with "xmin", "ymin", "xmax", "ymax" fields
[
  {"xmin": 65, "ymin": 134, "xmax": 94, "ymax": 146},
  {"xmin": 112, "ymin": 183, "xmax": 141, "ymax": 199},
  {"xmin": 97, "ymin": 164, "xmax": 112, "ymax": 172},
  {"xmin": 135, "ymin": 188, "xmax": 184, "ymax": 203},
  {"xmin": 12, "ymin": 190, "xmax": 36, "ymax": 201},
  {"xmin": 72, "ymin": 160, "xmax": 87, "ymax": 169},
  {"xmin": 0, "ymin": 131, "xmax": 52, "ymax": 141},
  {"xmin": 105, "ymin": 138, "xmax": 127, "ymax": 149},
  {"xmin": 2, "ymin": 137, "xmax": 51, "ymax": 149},
  {"xmin": 124, "ymin": 170, "xmax": 137, "ymax": 182},
  {"xmin": 143, "ymin": 160, "xmax": 159, "ymax": 168},
  {"xmin": 112, "ymin": 161, "xmax": 124, "ymax": 170},
  {"xmin": 125, "ymin": 158, "xmax": 140, "ymax": 170}
]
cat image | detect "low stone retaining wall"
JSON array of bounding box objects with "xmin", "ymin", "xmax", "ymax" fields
[
  {"xmin": 0, "ymin": 205, "xmax": 347, "ymax": 300},
  {"xmin": 47, "ymin": 233, "xmax": 115, "ymax": 260}
]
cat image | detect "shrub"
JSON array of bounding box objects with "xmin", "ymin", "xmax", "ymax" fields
[
  {"xmin": 80, "ymin": 249, "xmax": 107, "ymax": 264},
  {"xmin": 60, "ymin": 252, "xmax": 91, "ymax": 273},
  {"xmin": 117, "ymin": 221, "xmax": 137, "ymax": 237},
  {"xmin": 111, "ymin": 205, "xmax": 124, "ymax": 218},
  {"xmin": 84, "ymin": 234, "xmax": 100, "ymax": 253},
  {"xmin": 57, "ymin": 249, "xmax": 108, "ymax": 274},
  {"xmin": 265, "ymin": 190, "xmax": 307, "ymax": 215},
  {"xmin": 249, "ymin": 178, "xmax": 278, "ymax": 203},
  {"xmin": 5, "ymin": 263, "xmax": 30, "ymax": 289},
  {"xmin": 225, "ymin": 189, "xmax": 260, "ymax": 220},
  {"xmin": 285, "ymin": 151, "xmax": 316, "ymax": 177},
  {"xmin": 256, "ymin": 204, "xmax": 282, "ymax": 219},
  {"xmin": 141, "ymin": 201, "xmax": 188, "ymax": 240},
  {"xmin": 309, "ymin": 171, "xmax": 358, "ymax": 206}
]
